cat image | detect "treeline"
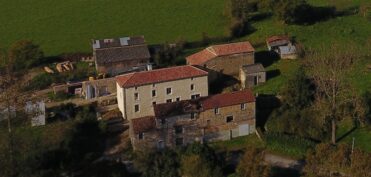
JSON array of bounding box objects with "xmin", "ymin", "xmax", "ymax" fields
[
  {"xmin": 0, "ymin": 105, "xmax": 129, "ymax": 177},
  {"xmin": 305, "ymin": 143, "xmax": 371, "ymax": 177}
]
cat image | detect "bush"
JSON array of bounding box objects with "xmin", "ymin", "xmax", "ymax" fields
[
  {"xmin": 265, "ymin": 133, "xmax": 316, "ymax": 158},
  {"xmin": 8, "ymin": 40, "xmax": 44, "ymax": 71}
]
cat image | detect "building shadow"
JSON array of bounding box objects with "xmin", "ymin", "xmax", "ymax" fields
[
  {"xmin": 255, "ymin": 51, "xmax": 280, "ymax": 68},
  {"xmin": 256, "ymin": 95, "xmax": 281, "ymax": 130},
  {"xmin": 266, "ymin": 69, "xmax": 281, "ymax": 80},
  {"xmin": 209, "ymin": 74, "xmax": 240, "ymax": 94}
]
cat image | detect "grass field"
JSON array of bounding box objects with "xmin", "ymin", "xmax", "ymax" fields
[{"xmin": 0, "ymin": 0, "xmax": 227, "ymax": 56}]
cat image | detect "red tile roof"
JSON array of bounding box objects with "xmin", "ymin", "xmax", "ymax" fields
[
  {"xmin": 266, "ymin": 35, "xmax": 290, "ymax": 44},
  {"xmin": 202, "ymin": 90, "xmax": 255, "ymax": 110},
  {"xmin": 116, "ymin": 65, "xmax": 208, "ymax": 88},
  {"xmin": 151, "ymin": 90, "xmax": 255, "ymax": 118},
  {"xmin": 186, "ymin": 41, "xmax": 255, "ymax": 65},
  {"xmin": 131, "ymin": 116, "xmax": 156, "ymax": 134}
]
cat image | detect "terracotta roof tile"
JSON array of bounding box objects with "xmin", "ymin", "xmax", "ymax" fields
[
  {"xmin": 186, "ymin": 41, "xmax": 255, "ymax": 65},
  {"xmin": 131, "ymin": 116, "xmax": 156, "ymax": 134},
  {"xmin": 116, "ymin": 65, "xmax": 208, "ymax": 88},
  {"xmin": 266, "ymin": 35, "xmax": 290, "ymax": 44},
  {"xmin": 202, "ymin": 90, "xmax": 255, "ymax": 110},
  {"xmin": 151, "ymin": 90, "xmax": 255, "ymax": 118}
]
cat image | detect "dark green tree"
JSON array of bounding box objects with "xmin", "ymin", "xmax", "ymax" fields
[{"xmin": 8, "ymin": 40, "xmax": 44, "ymax": 71}]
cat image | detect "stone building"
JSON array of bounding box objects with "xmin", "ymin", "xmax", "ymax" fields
[
  {"xmin": 186, "ymin": 42, "xmax": 255, "ymax": 78},
  {"xmin": 240, "ymin": 64, "xmax": 266, "ymax": 89},
  {"xmin": 130, "ymin": 90, "xmax": 256, "ymax": 151},
  {"xmin": 82, "ymin": 78, "xmax": 117, "ymax": 99},
  {"xmin": 92, "ymin": 36, "xmax": 151, "ymax": 76},
  {"xmin": 116, "ymin": 65, "xmax": 209, "ymax": 120}
]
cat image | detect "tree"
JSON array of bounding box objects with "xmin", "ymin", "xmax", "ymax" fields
[
  {"xmin": 266, "ymin": 67, "xmax": 325, "ymax": 140},
  {"xmin": 236, "ymin": 147, "xmax": 271, "ymax": 177},
  {"xmin": 305, "ymin": 44, "xmax": 365, "ymax": 144},
  {"xmin": 8, "ymin": 40, "xmax": 44, "ymax": 71},
  {"xmin": 180, "ymin": 154, "xmax": 222, "ymax": 177},
  {"xmin": 134, "ymin": 149, "xmax": 180, "ymax": 177}
]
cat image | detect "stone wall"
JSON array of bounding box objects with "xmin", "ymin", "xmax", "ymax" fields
[{"xmin": 204, "ymin": 52, "xmax": 254, "ymax": 77}]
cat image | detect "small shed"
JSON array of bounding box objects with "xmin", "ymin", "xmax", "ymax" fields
[
  {"xmin": 240, "ymin": 64, "xmax": 266, "ymax": 89},
  {"xmin": 266, "ymin": 35, "xmax": 291, "ymax": 51},
  {"xmin": 278, "ymin": 45, "xmax": 297, "ymax": 59}
]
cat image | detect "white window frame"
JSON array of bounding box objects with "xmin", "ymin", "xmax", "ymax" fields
[
  {"xmin": 226, "ymin": 115, "xmax": 234, "ymax": 123},
  {"xmin": 214, "ymin": 108, "xmax": 220, "ymax": 114},
  {"xmin": 241, "ymin": 103, "xmax": 246, "ymax": 110},
  {"xmin": 134, "ymin": 92, "xmax": 139, "ymax": 101},
  {"xmin": 166, "ymin": 87, "xmax": 172, "ymax": 95},
  {"xmin": 152, "ymin": 89, "xmax": 157, "ymax": 97}
]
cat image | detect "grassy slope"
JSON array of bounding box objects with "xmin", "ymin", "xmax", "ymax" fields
[{"xmin": 0, "ymin": 0, "xmax": 227, "ymax": 56}]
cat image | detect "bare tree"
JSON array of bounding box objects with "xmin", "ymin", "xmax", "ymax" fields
[
  {"xmin": 0, "ymin": 47, "xmax": 35, "ymax": 176},
  {"xmin": 305, "ymin": 44, "xmax": 364, "ymax": 144}
]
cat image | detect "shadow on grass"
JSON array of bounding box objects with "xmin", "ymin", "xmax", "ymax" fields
[
  {"xmin": 336, "ymin": 126, "xmax": 357, "ymax": 142},
  {"xmin": 255, "ymin": 51, "xmax": 280, "ymax": 68},
  {"xmin": 271, "ymin": 167, "xmax": 301, "ymax": 177},
  {"xmin": 256, "ymin": 94, "xmax": 281, "ymax": 130},
  {"xmin": 267, "ymin": 69, "xmax": 281, "ymax": 80}
]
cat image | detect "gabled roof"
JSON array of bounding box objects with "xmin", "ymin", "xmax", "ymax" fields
[
  {"xmin": 241, "ymin": 63, "xmax": 265, "ymax": 74},
  {"xmin": 202, "ymin": 90, "xmax": 255, "ymax": 110},
  {"xmin": 92, "ymin": 36, "xmax": 150, "ymax": 64},
  {"xmin": 266, "ymin": 35, "xmax": 290, "ymax": 44},
  {"xmin": 186, "ymin": 42, "xmax": 255, "ymax": 65},
  {"xmin": 131, "ymin": 116, "xmax": 156, "ymax": 134},
  {"xmin": 116, "ymin": 65, "xmax": 208, "ymax": 88},
  {"xmin": 152, "ymin": 90, "xmax": 255, "ymax": 119}
]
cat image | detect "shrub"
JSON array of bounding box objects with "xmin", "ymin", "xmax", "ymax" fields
[{"xmin": 8, "ymin": 40, "xmax": 44, "ymax": 71}]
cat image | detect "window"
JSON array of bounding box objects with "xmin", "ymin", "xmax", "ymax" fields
[
  {"xmin": 152, "ymin": 84, "xmax": 156, "ymax": 87},
  {"xmin": 135, "ymin": 86, "xmax": 138, "ymax": 90},
  {"xmin": 214, "ymin": 108, "xmax": 220, "ymax": 114},
  {"xmin": 166, "ymin": 87, "xmax": 172, "ymax": 95},
  {"xmin": 134, "ymin": 104, "xmax": 140, "ymax": 112},
  {"xmin": 152, "ymin": 101, "xmax": 156, "ymax": 105},
  {"xmin": 174, "ymin": 126, "xmax": 183, "ymax": 134},
  {"xmin": 241, "ymin": 103, "xmax": 246, "ymax": 110},
  {"xmin": 226, "ymin": 115, "xmax": 234, "ymax": 123},
  {"xmin": 161, "ymin": 119, "xmax": 166, "ymax": 125},
  {"xmin": 190, "ymin": 84, "xmax": 194, "ymax": 91},
  {"xmin": 152, "ymin": 90, "xmax": 156, "ymax": 97},
  {"xmin": 191, "ymin": 77, "xmax": 194, "ymax": 80},
  {"xmin": 175, "ymin": 138, "xmax": 183, "ymax": 146},
  {"xmin": 176, "ymin": 97, "xmax": 181, "ymax": 101},
  {"xmin": 191, "ymin": 94, "xmax": 200, "ymax": 99},
  {"xmin": 191, "ymin": 113, "xmax": 195, "ymax": 119},
  {"xmin": 134, "ymin": 93, "xmax": 139, "ymax": 100},
  {"xmin": 166, "ymin": 99, "xmax": 172, "ymax": 103},
  {"xmin": 138, "ymin": 132, "xmax": 144, "ymax": 140}
]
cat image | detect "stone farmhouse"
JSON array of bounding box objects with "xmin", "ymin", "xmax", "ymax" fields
[
  {"xmin": 92, "ymin": 36, "xmax": 151, "ymax": 76},
  {"xmin": 116, "ymin": 65, "xmax": 209, "ymax": 120},
  {"xmin": 186, "ymin": 41, "xmax": 255, "ymax": 79},
  {"xmin": 129, "ymin": 90, "xmax": 256, "ymax": 151}
]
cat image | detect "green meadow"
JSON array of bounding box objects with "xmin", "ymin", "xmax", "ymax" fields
[{"xmin": 0, "ymin": 0, "xmax": 227, "ymax": 56}]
